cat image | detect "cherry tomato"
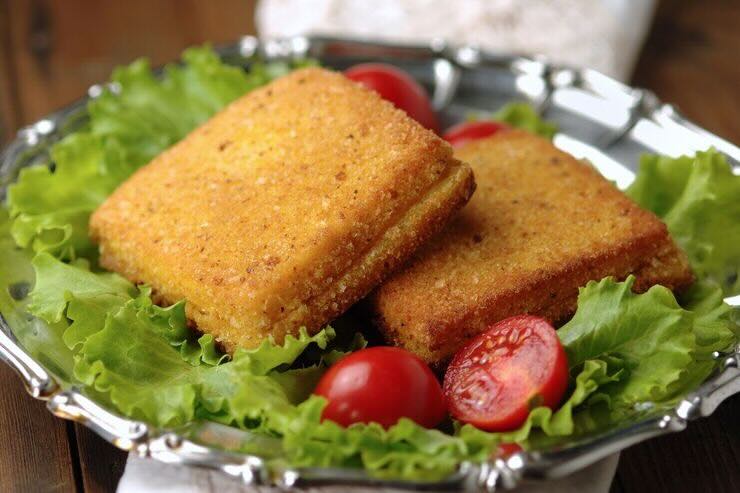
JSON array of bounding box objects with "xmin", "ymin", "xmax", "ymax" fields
[
  {"xmin": 443, "ymin": 315, "xmax": 568, "ymax": 432},
  {"xmin": 345, "ymin": 63, "xmax": 440, "ymax": 133},
  {"xmin": 494, "ymin": 442, "xmax": 523, "ymax": 459},
  {"xmin": 442, "ymin": 121, "xmax": 510, "ymax": 147},
  {"xmin": 314, "ymin": 346, "xmax": 446, "ymax": 429}
]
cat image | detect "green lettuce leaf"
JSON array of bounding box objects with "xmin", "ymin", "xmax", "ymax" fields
[
  {"xmin": 8, "ymin": 134, "xmax": 119, "ymax": 259},
  {"xmin": 128, "ymin": 290, "xmax": 225, "ymax": 366},
  {"xmin": 72, "ymin": 299, "xmax": 331, "ymax": 428},
  {"xmin": 0, "ymin": 211, "xmax": 76, "ymax": 380},
  {"xmin": 558, "ymin": 276, "xmax": 736, "ymax": 418},
  {"xmin": 681, "ymin": 279, "xmax": 738, "ymax": 351},
  {"xmin": 467, "ymin": 102, "xmax": 557, "ymax": 139},
  {"xmin": 74, "ymin": 300, "xmax": 203, "ymax": 425},
  {"xmin": 87, "ymin": 47, "xmax": 261, "ymax": 170},
  {"xmin": 281, "ymin": 405, "xmax": 475, "ymax": 480},
  {"xmin": 28, "ymin": 252, "xmax": 135, "ymax": 323},
  {"xmin": 71, "ymin": 297, "xmax": 332, "ymax": 428},
  {"xmin": 669, "ymin": 279, "xmax": 739, "ymax": 395},
  {"xmin": 494, "ymin": 102, "xmax": 558, "ymax": 139},
  {"xmin": 627, "ymin": 149, "xmax": 740, "ymax": 296},
  {"xmin": 0, "ymin": 210, "xmax": 43, "ymax": 324}
]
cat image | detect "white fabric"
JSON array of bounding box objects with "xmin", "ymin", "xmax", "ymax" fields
[
  {"xmin": 256, "ymin": 0, "xmax": 657, "ymax": 81},
  {"xmin": 119, "ymin": 1, "xmax": 655, "ymax": 490},
  {"xmin": 118, "ymin": 452, "xmax": 620, "ymax": 493}
]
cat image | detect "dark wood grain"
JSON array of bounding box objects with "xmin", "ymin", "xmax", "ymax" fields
[
  {"xmin": 632, "ymin": 0, "xmax": 740, "ymax": 142},
  {"xmin": 0, "ymin": 0, "xmax": 738, "ymax": 491},
  {"xmin": 0, "ymin": 364, "xmax": 77, "ymax": 492},
  {"xmin": 4, "ymin": 0, "xmax": 255, "ymax": 128},
  {"xmin": 616, "ymin": 394, "xmax": 740, "ymax": 492},
  {"xmin": 0, "ymin": 0, "xmax": 22, "ymax": 143}
]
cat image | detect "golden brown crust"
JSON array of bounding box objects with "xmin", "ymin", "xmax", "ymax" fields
[
  {"xmin": 90, "ymin": 67, "xmax": 474, "ymax": 352},
  {"xmin": 371, "ymin": 131, "xmax": 693, "ymax": 365}
]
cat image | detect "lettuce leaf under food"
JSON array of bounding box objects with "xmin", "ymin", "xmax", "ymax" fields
[
  {"xmin": 627, "ymin": 149, "xmax": 740, "ymax": 296},
  {"xmin": 28, "ymin": 252, "xmax": 135, "ymax": 323}
]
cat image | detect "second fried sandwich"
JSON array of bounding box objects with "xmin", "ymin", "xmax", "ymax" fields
[{"xmin": 372, "ymin": 130, "xmax": 693, "ymax": 365}]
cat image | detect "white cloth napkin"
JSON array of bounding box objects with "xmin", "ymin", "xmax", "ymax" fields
[
  {"xmin": 118, "ymin": 452, "xmax": 620, "ymax": 493},
  {"xmin": 119, "ymin": 1, "xmax": 656, "ymax": 490},
  {"xmin": 256, "ymin": 0, "xmax": 657, "ymax": 81}
]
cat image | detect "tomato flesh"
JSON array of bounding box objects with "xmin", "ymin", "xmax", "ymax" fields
[
  {"xmin": 442, "ymin": 120, "xmax": 510, "ymax": 147},
  {"xmin": 314, "ymin": 346, "xmax": 447, "ymax": 429},
  {"xmin": 443, "ymin": 315, "xmax": 568, "ymax": 432},
  {"xmin": 345, "ymin": 63, "xmax": 440, "ymax": 133}
]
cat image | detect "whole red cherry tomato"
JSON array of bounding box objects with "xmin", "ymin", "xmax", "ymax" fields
[
  {"xmin": 442, "ymin": 121, "xmax": 510, "ymax": 147},
  {"xmin": 345, "ymin": 63, "xmax": 440, "ymax": 133},
  {"xmin": 314, "ymin": 346, "xmax": 446, "ymax": 429},
  {"xmin": 443, "ymin": 315, "xmax": 568, "ymax": 432}
]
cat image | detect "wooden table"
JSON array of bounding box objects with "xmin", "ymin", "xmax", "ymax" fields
[{"xmin": 1, "ymin": 1, "xmax": 738, "ymax": 491}]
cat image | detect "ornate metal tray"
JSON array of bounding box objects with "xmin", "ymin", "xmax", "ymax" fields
[{"xmin": 1, "ymin": 36, "xmax": 738, "ymax": 491}]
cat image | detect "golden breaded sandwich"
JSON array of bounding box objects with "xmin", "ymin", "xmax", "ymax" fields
[
  {"xmin": 90, "ymin": 67, "xmax": 475, "ymax": 352},
  {"xmin": 371, "ymin": 130, "xmax": 693, "ymax": 365}
]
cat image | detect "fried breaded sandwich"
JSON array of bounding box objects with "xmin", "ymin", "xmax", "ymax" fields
[
  {"xmin": 90, "ymin": 67, "xmax": 475, "ymax": 352},
  {"xmin": 371, "ymin": 130, "xmax": 693, "ymax": 365}
]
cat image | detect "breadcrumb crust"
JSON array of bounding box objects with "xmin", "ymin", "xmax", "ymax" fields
[
  {"xmin": 90, "ymin": 67, "xmax": 474, "ymax": 352},
  {"xmin": 371, "ymin": 131, "xmax": 693, "ymax": 365}
]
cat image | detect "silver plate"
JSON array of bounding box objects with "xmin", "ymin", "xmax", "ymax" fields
[{"xmin": 0, "ymin": 36, "xmax": 738, "ymax": 492}]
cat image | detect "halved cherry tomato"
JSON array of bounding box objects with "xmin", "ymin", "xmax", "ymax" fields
[
  {"xmin": 314, "ymin": 346, "xmax": 446, "ymax": 429},
  {"xmin": 443, "ymin": 315, "xmax": 568, "ymax": 432},
  {"xmin": 345, "ymin": 63, "xmax": 440, "ymax": 133},
  {"xmin": 442, "ymin": 120, "xmax": 510, "ymax": 147}
]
